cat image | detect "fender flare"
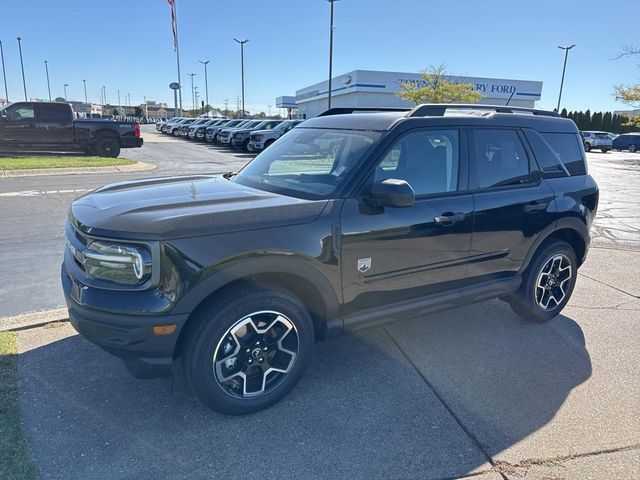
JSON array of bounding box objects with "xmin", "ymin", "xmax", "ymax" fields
[
  {"xmin": 171, "ymin": 255, "xmax": 341, "ymax": 328},
  {"xmin": 520, "ymin": 216, "xmax": 589, "ymax": 273}
]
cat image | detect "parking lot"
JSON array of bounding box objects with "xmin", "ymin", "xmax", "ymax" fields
[{"xmin": 2, "ymin": 126, "xmax": 640, "ymax": 479}]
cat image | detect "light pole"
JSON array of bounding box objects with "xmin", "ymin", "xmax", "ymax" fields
[
  {"xmin": 0, "ymin": 41, "xmax": 8, "ymax": 102},
  {"xmin": 234, "ymin": 38, "xmax": 249, "ymax": 115},
  {"xmin": 64, "ymin": 83, "xmax": 69, "ymax": 100},
  {"xmin": 557, "ymin": 44, "xmax": 575, "ymax": 112},
  {"xmin": 43, "ymin": 61, "xmax": 52, "ymax": 100},
  {"xmin": 199, "ymin": 60, "xmax": 210, "ymax": 110},
  {"xmin": 117, "ymin": 89, "xmax": 121, "ymax": 115},
  {"xmin": 17, "ymin": 37, "xmax": 27, "ymax": 100},
  {"xmin": 102, "ymin": 86, "xmax": 106, "ymax": 109},
  {"xmin": 326, "ymin": 0, "xmax": 338, "ymax": 109},
  {"xmin": 82, "ymin": 79, "xmax": 88, "ymax": 104},
  {"xmin": 188, "ymin": 72, "xmax": 196, "ymax": 111}
]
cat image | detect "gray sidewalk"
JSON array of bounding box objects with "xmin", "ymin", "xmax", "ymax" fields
[{"xmin": 14, "ymin": 247, "xmax": 640, "ymax": 479}]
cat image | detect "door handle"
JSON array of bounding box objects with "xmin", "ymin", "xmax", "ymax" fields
[
  {"xmin": 524, "ymin": 201, "xmax": 548, "ymax": 213},
  {"xmin": 434, "ymin": 212, "xmax": 465, "ymax": 225}
]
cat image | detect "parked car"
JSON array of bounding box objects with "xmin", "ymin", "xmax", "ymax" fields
[
  {"xmin": 178, "ymin": 118, "xmax": 209, "ymax": 137},
  {"xmin": 230, "ymin": 120, "xmax": 283, "ymax": 151},
  {"xmin": 207, "ymin": 119, "xmax": 250, "ymax": 144},
  {"xmin": 612, "ymin": 132, "xmax": 640, "ymax": 152},
  {"xmin": 219, "ymin": 120, "xmax": 263, "ymax": 146},
  {"xmin": 161, "ymin": 117, "xmax": 188, "ymax": 134},
  {"xmin": 157, "ymin": 117, "xmax": 181, "ymax": 132},
  {"xmin": 166, "ymin": 118, "xmax": 196, "ymax": 136},
  {"xmin": 0, "ymin": 101, "xmax": 142, "ymax": 157},
  {"xmin": 248, "ymin": 119, "xmax": 304, "ymax": 152},
  {"xmin": 580, "ymin": 131, "xmax": 612, "ymax": 152},
  {"xmin": 188, "ymin": 119, "xmax": 223, "ymax": 140},
  {"xmin": 62, "ymin": 104, "xmax": 598, "ymax": 414}
]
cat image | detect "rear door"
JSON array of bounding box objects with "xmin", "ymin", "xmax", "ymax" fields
[
  {"xmin": 0, "ymin": 103, "xmax": 37, "ymax": 144},
  {"xmin": 468, "ymin": 128, "xmax": 556, "ymax": 282},
  {"xmin": 35, "ymin": 103, "xmax": 74, "ymax": 144},
  {"xmin": 340, "ymin": 128, "xmax": 474, "ymax": 317}
]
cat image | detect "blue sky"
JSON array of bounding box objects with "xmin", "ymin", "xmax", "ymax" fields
[{"xmin": 1, "ymin": 0, "xmax": 638, "ymax": 113}]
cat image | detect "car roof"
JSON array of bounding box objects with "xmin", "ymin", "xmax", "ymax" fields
[{"xmin": 300, "ymin": 104, "xmax": 578, "ymax": 134}]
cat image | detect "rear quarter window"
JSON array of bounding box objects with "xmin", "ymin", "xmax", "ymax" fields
[{"xmin": 524, "ymin": 130, "xmax": 587, "ymax": 177}]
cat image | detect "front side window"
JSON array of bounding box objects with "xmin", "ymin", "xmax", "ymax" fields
[
  {"xmin": 6, "ymin": 105, "xmax": 35, "ymax": 121},
  {"xmin": 473, "ymin": 129, "xmax": 530, "ymax": 188},
  {"xmin": 234, "ymin": 128, "xmax": 380, "ymax": 199},
  {"xmin": 374, "ymin": 129, "xmax": 460, "ymax": 196}
]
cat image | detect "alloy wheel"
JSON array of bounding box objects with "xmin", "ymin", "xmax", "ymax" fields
[
  {"xmin": 534, "ymin": 254, "xmax": 572, "ymax": 311},
  {"xmin": 213, "ymin": 311, "xmax": 299, "ymax": 398}
]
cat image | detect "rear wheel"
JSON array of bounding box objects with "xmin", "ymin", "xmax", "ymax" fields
[
  {"xmin": 93, "ymin": 138, "xmax": 121, "ymax": 158},
  {"xmin": 508, "ymin": 240, "xmax": 577, "ymax": 322},
  {"xmin": 629, "ymin": 145, "xmax": 637, "ymax": 153},
  {"xmin": 182, "ymin": 286, "xmax": 314, "ymax": 415}
]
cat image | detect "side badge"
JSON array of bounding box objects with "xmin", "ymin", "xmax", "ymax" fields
[{"xmin": 357, "ymin": 258, "xmax": 372, "ymax": 273}]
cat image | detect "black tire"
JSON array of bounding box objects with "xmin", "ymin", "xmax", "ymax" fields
[
  {"xmin": 508, "ymin": 240, "xmax": 577, "ymax": 322},
  {"xmin": 242, "ymin": 138, "xmax": 251, "ymax": 152},
  {"xmin": 172, "ymin": 129, "xmax": 180, "ymax": 137},
  {"xmin": 584, "ymin": 142, "xmax": 591, "ymax": 152},
  {"xmin": 600, "ymin": 148, "xmax": 610, "ymax": 153},
  {"xmin": 93, "ymin": 137, "xmax": 121, "ymax": 158},
  {"xmin": 181, "ymin": 285, "xmax": 314, "ymax": 415},
  {"xmin": 629, "ymin": 145, "xmax": 637, "ymax": 153}
]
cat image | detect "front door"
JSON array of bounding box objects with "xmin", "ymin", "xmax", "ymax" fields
[
  {"xmin": 340, "ymin": 128, "xmax": 474, "ymax": 318},
  {"xmin": 0, "ymin": 103, "xmax": 37, "ymax": 145}
]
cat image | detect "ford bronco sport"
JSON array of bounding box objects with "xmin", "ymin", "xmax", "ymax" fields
[{"xmin": 62, "ymin": 104, "xmax": 598, "ymax": 414}]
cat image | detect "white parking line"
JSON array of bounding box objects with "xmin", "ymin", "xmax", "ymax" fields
[{"xmin": 0, "ymin": 188, "xmax": 90, "ymax": 197}]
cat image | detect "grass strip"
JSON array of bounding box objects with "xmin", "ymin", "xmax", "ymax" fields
[
  {"xmin": 0, "ymin": 332, "xmax": 38, "ymax": 480},
  {"xmin": 0, "ymin": 156, "xmax": 135, "ymax": 170}
]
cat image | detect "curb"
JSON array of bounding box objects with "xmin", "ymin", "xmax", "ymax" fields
[
  {"xmin": 0, "ymin": 161, "xmax": 157, "ymax": 178},
  {"xmin": 0, "ymin": 308, "xmax": 70, "ymax": 332}
]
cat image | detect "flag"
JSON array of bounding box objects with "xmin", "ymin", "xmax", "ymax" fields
[{"xmin": 168, "ymin": 0, "xmax": 178, "ymax": 51}]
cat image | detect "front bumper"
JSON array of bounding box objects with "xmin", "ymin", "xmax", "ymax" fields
[
  {"xmin": 248, "ymin": 140, "xmax": 264, "ymax": 151},
  {"xmin": 61, "ymin": 264, "xmax": 188, "ymax": 376},
  {"xmin": 231, "ymin": 137, "xmax": 246, "ymax": 148}
]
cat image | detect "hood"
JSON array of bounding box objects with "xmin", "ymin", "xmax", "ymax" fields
[{"xmin": 70, "ymin": 175, "xmax": 328, "ymax": 240}]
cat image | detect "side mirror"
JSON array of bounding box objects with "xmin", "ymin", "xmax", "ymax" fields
[{"xmin": 370, "ymin": 179, "xmax": 415, "ymax": 208}]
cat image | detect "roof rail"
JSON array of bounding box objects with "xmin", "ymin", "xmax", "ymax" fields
[
  {"xmin": 408, "ymin": 104, "xmax": 559, "ymax": 118},
  {"xmin": 318, "ymin": 107, "xmax": 410, "ymax": 117}
]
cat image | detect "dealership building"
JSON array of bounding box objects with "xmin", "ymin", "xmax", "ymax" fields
[{"xmin": 291, "ymin": 70, "xmax": 543, "ymax": 118}]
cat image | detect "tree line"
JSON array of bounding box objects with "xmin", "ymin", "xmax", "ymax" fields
[{"xmin": 559, "ymin": 109, "xmax": 639, "ymax": 133}]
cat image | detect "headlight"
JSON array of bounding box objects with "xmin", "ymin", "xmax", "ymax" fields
[
  {"xmin": 253, "ymin": 134, "xmax": 263, "ymax": 141},
  {"xmin": 235, "ymin": 132, "xmax": 246, "ymax": 139},
  {"xmin": 82, "ymin": 241, "xmax": 152, "ymax": 285}
]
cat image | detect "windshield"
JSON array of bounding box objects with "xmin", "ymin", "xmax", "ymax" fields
[{"xmin": 234, "ymin": 128, "xmax": 381, "ymax": 199}]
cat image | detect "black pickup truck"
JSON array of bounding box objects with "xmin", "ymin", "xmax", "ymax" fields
[{"xmin": 0, "ymin": 101, "xmax": 143, "ymax": 157}]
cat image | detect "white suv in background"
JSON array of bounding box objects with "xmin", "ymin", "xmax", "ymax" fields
[
  {"xmin": 248, "ymin": 119, "xmax": 304, "ymax": 152},
  {"xmin": 580, "ymin": 131, "xmax": 613, "ymax": 152}
]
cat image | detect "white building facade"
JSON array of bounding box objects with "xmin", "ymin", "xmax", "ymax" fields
[{"xmin": 295, "ymin": 70, "xmax": 543, "ymax": 119}]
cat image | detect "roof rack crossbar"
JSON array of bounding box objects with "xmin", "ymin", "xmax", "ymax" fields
[
  {"xmin": 318, "ymin": 107, "xmax": 410, "ymax": 117},
  {"xmin": 408, "ymin": 104, "xmax": 559, "ymax": 118}
]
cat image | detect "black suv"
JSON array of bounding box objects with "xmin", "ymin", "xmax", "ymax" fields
[{"xmin": 62, "ymin": 104, "xmax": 598, "ymax": 414}]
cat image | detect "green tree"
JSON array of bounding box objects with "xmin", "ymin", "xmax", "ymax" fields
[
  {"xmin": 602, "ymin": 111, "xmax": 613, "ymax": 131},
  {"xmin": 584, "ymin": 110, "xmax": 592, "ymax": 130},
  {"xmin": 397, "ymin": 64, "xmax": 483, "ymax": 105},
  {"xmin": 134, "ymin": 106, "xmax": 143, "ymax": 117},
  {"xmin": 560, "ymin": 108, "xmax": 568, "ymax": 117},
  {"xmin": 591, "ymin": 111, "xmax": 603, "ymax": 130}
]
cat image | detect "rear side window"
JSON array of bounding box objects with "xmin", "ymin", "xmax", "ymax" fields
[
  {"xmin": 472, "ymin": 129, "xmax": 530, "ymax": 188},
  {"xmin": 525, "ymin": 130, "xmax": 586, "ymax": 176},
  {"xmin": 36, "ymin": 104, "xmax": 70, "ymax": 123}
]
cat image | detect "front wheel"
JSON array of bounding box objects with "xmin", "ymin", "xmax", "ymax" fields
[
  {"xmin": 584, "ymin": 142, "xmax": 591, "ymax": 152},
  {"xmin": 508, "ymin": 240, "xmax": 577, "ymax": 322},
  {"xmin": 182, "ymin": 286, "xmax": 314, "ymax": 415}
]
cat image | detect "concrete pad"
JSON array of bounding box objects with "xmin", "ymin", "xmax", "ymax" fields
[
  {"xmin": 18, "ymin": 323, "xmax": 492, "ymax": 480},
  {"xmin": 569, "ymin": 274, "xmax": 634, "ymax": 309},
  {"xmin": 386, "ymin": 281, "xmax": 640, "ymax": 467},
  {"xmin": 580, "ymin": 247, "xmax": 640, "ymax": 297},
  {"xmin": 502, "ymin": 447, "xmax": 640, "ymax": 479}
]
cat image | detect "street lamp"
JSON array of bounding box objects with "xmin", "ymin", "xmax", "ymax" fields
[
  {"xmin": 0, "ymin": 41, "xmax": 8, "ymax": 102},
  {"xmin": 326, "ymin": 0, "xmax": 338, "ymax": 109},
  {"xmin": 64, "ymin": 83, "xmax": 69, "ymax": 100},
  {"xmin": 556, "ymin": 44, "xmax": 576, "ymax": 112},
  {"xmin": 188, "ymin": 72, "xmax": 197, "ymax": 111},
  {"xmin": 234, "ymin": 38, "xmax": 249, "ymax": 115},
  {"xmin": 17, "ymin": 37, "xmax": 27, "ymax": 101},
  {"xmin": 43, "ymin": 61, "xmax": 52, "ymax": 100},
  {"xmin": 82, "ymin": 79, "xmax": 88, "ymax": 104},
  {"xmin": 199, "ymin": 60, "xmax": 210, "ymax": 110}
]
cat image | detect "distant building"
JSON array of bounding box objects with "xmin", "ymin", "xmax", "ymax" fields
[{"xmin": 292, "ymin": 69, "xmax": 544, "ymax": 119}]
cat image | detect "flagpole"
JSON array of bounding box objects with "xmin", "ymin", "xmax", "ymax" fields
[{"xmin": 173, "ymin": 0, "xmax": 183, "ymax": 116}]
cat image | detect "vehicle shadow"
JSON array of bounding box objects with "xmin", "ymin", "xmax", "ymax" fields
[{"xmin": 17, "ymin": 299, "xmax": 590, "ymax": 480}]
